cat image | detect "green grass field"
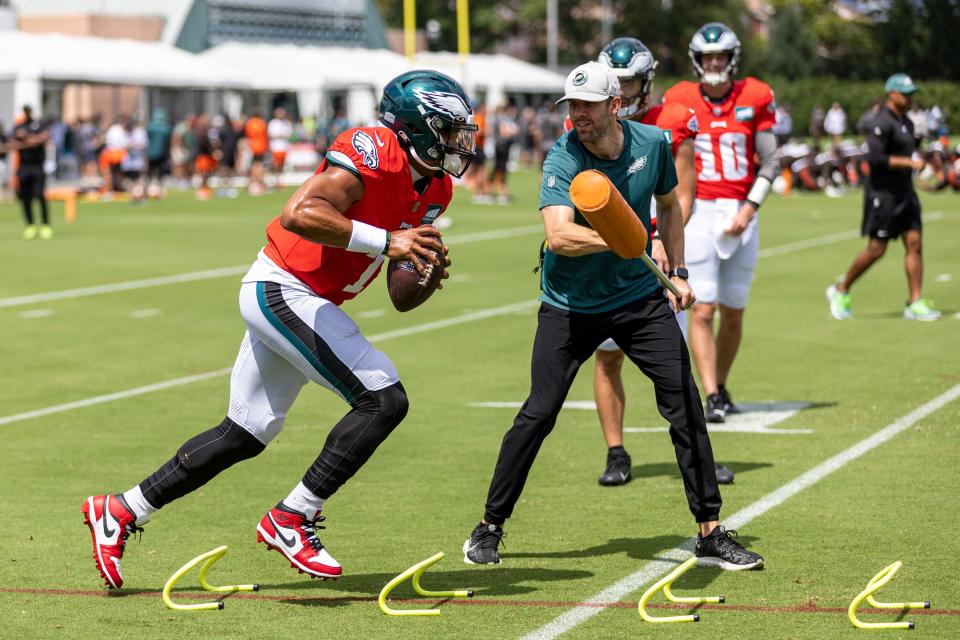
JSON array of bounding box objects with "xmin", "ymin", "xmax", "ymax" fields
[{"xmin": 1, "ymin": 175, "xmax": 958, "ymax": 639}]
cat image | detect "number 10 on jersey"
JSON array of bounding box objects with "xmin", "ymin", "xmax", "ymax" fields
[{"xmin": 695, "ymin": 132, "xmax": 748, "ymax": 181}]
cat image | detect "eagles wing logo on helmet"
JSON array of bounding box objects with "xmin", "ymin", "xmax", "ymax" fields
[
  {"xmin": 352, "ymin": 130, "xmax": 379, "ymax": 169},
  {"xmin": 413, "ymin": 89, "xmax": 470, "ymax": 122},
  {"xmin": 598, "ymin": 37, "xmax": 657, "ymax": 119}
]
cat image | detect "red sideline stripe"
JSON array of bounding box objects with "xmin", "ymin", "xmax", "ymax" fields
[{"xmin": 1, "ymin": 588, "xmax": 956, "ymax": 616}]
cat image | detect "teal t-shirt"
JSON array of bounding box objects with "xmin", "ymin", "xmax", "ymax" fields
[{"xmin": 538, "ymin": 120, "xmax": 677, "ymax": 313}]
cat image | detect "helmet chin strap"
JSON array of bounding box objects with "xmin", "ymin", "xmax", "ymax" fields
[{"xmin": 407, "ymin": 145, "xmax": 443, "ymax": 176}]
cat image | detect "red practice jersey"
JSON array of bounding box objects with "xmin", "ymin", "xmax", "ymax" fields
[
  {"xmin": 263, "ymin": 127, "xmax": 452, "ymax": 305},
  {"xmin": 663, "ymin": 78, "xmax": 775, "ymax": 201},
  {"xmin": 641, "ymin": 103, "xmax": 698, "ymax": 156}
]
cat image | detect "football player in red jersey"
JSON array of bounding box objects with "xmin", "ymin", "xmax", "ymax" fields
[
  {"xmin": 589, "ymin": 37, "xmax": 735, "ymax": 487},
  {"xmin": 81, "ymin": 70, "xmax": 477, "ymax": 589},
  {"xmin": 663, "ymin": 23, "xmax": 779, "ymax": 425}
]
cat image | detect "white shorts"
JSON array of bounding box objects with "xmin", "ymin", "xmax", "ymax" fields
[
  {"xmin": 228, "ymin": 276, "xmax": 398, "ymax": 445},
  {"xmin": 684, "ymin": 198, "xmax": 759, "ymax": 309}
]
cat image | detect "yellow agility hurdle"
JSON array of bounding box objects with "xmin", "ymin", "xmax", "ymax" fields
[
  {"xmin": 378, "ymin": 552, "xmax": 473, "ymax": 616},
  {"xmin": 638, "ymin": 557, "xmax": 725, "ymax": 623},
  {"xmin": 162, "ymin": 545, "xmax": 259, "ymax": 611},
  {"xmin": 848, "ymin": 561, "xmax": 929, "ymax": 630}
]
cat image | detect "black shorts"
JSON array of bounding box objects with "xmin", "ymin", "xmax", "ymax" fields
[
  {"xmin": 861, "ymin": 190, "xmax": 921, "ymax": 240},
  {"xmin": 17, "ymin": 168, "xmax": 46, "ymax": 199}
]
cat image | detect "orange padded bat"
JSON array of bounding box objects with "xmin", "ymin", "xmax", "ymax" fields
[
  {"xmin": 569, "ymin": 169, "xmax": 647, "ymax": 259},
  {"xmin": 568, "ymin": 169, "xmax": 679, "ymax": 297}
]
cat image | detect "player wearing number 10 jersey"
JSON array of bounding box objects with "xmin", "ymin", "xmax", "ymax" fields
[
  {"xmin": 81, "ymin": 70, "xmax": 477, "ymax": 590},
  {"xmin": 663, "ymin": 22, "xmax": 779, "ymax": 425},
  {"xmin": 583, "ymin": 37, "xmax": 734, "ymax": 489}
]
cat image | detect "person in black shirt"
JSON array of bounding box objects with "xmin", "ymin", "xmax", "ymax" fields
[
  {"xmin": 826, "ymin": 74, "xmax": 940, "ymax": 321},
  {"xmin": 11, "ymin": 106, "xmax": 52, "ymax": 240}
]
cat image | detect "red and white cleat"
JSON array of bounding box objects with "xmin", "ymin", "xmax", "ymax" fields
[
  {"xmin": 256, "ymin": 507, "xmax": 342, "ymax": 579},
  {"xmin": 81, "ymin": 495, "xmax": 143, "ymax": 589}
]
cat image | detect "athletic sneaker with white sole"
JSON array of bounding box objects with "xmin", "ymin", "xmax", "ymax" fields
[
  {"xmin": 826, "ymin": 284, "xmax": 852, "ymax": 320},
  {"xmin": 463, "ymin": 522, "xmax": 505, "ymax": 565},
  {"xmin": 81, "ymin": 494, "xmax": 146, "ymax": 589},
  {"xmin": 903, "ymin": 298, "xmax": 941, "ymax": 321},
  {"xmin": 695, "ymin": 525, "xmax": 764, "ymax": 570},
  {"xmin": 256, "ymin": 505, "xmax": 342, "ymax": 579}
]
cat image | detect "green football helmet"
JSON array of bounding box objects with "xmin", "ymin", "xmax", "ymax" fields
[
  {"xmin": 688, "ymin": 22, "xmax": 741, "ymax": 86},
  {"xmin": 598, "ymin": 37, "xmax": 657, "ymax": 118},
  {"xmin": 378, "ymin": 69, "xmax": 478, "ymax": 178}
]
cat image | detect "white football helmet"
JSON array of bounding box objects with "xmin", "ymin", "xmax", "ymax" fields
[{"xmin": 688, "ymin": 22, "xmax": 741, "ymax": 87}]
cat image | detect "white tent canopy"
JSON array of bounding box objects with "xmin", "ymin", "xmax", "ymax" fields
[
  {"xmin": 199, "ymin": 43, "xmax": 566, "ymax": 122},
  {"xmin": 0, "ymin": 30, "xmax": 251, "ymax": 124},
  {"xmin": 0, "ymin": 31, "xmax": 250, "ymax": 89}
]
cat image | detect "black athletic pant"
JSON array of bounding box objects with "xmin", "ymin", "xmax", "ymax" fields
[
  {"xmin": 17, "ymin": 168, "xmax": 49, "ymax": 226},
  {"xmin": 483, "ymin": 293, "xmax": 722, "ymax": 524}
]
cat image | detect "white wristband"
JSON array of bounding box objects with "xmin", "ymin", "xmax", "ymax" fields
[
  {"xmin": 347, "ymin": 221, "xmax": 388, "ymax": 255},
  {"xmin": 746, "ymin": 176, "xmax": 772, "ymax": 208}
]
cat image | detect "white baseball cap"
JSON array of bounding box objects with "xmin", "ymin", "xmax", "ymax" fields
[{"xmin": 556, "ymin": 62, "xmax": 620, "ymax": 105}]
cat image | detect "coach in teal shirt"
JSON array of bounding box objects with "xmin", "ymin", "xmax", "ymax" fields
[
  {"xmin": 463, "ymin": 61, "xmax": 765, "ymax": 572},
  {"xmin": 539, "ymin": 115, "xmax": 676, "ymax": 312}
]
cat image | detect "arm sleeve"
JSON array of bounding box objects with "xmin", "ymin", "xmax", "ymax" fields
[
  {"xmin": 654, "ymin": 136, "xmax": 679, "ymax": 196},
  {"xmin": 865, "ymin": 121, "xmax": 890, "ymax": 169},
  {"xmin": 754, "ymin": 129, "xmax": 779, "ymax": 182}
]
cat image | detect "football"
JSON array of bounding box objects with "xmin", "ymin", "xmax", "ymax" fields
[{"xmin": 386, "ymin": 246, "xmax": 445, "ymax": 312}]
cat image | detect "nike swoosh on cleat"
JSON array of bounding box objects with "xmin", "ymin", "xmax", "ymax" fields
[
  {"xmin": 619, "ymin": 472, "xmax": 628, "ymax": 481},
  {"xmin": 101, "ymin": 497, "xmax": 117, "ymax": 538},
  {"xmin": 268, "ymin": 514, "xmax": 297, "ymax": 548}
]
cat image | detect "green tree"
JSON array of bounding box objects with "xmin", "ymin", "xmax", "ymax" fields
[{"xmin": 765, "ymin": 4, "xmax": 819, "ymax": 78}]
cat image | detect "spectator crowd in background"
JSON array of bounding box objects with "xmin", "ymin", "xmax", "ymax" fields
[{"xmin": 2, "ymin": 96, "xmax": 958, "ymax": 210}]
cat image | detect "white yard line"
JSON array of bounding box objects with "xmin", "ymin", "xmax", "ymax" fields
[
  {"xmin": 520, "ymin": 382, "xmax": 960, "ymax": 640},
  {"xmin": 0, "ymin": 299, "xmax": 538, "ymax": 428},
  {"xmin": 0, "ymin": 266, "xmax": 250, "ymax": 309},
  {"xmin": 129, "ymin": 308, "xmax": 162, "ymax": 319},
  {"xmin": 0, "ymin": 225, "xmax": 545, "ymax": 309},
  {"xmin": 19, "ymin": 309, "xmax": 55, "ymax": 319},
  {"xmin": 5, "ymin": 211, "xmax": 946, "ymax": 310}
]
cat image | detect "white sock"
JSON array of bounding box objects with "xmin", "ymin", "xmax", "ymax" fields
[
  {"xmin": 121, "ymin": 485, "xmax": 156, "ymax": 526},
  {"xmin": 282, "ymin": 482, "xmax": 326, "ymax": 520}
]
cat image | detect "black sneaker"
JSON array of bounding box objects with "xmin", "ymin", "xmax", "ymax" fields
[
  {"xmin": 718, "ymin": 386, "xmax": 740, "ymax": 414},
  {"xmin": 705, "ymin": 393, "xmax": 726, "ymax": 423},
  {"xmin": 695, "ymin": 525, "xmax": 764, "ymax": 570},
  {"xmin": 463, "ymin": 522, "xmax": 505, "ymax": 565},
  {"xmin": 714, "ymin": 463, "xmax": 735, "ymax": 485},
  {"xmin": 598, "ymin": 449, "xmax": 632, "ymax": 486}
]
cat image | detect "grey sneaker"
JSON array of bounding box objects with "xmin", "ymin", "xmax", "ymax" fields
[
  {"xmin": 705, "ymin": 393, "xmax": 726, "ymax": 423},
  {"xmin": 463, "ymin": 522, "xmax": 505, "ymax": 565},
  {"xmin": 696, "ymin": 526, "xmax": 764, "ymax": 570},
  {"xmin": 598, "ymin": 449, "xmax": 632, "ymax": 486},
  {"xmin": 714, "ymin": 464, "xmax": 735, "ymax": 485}
]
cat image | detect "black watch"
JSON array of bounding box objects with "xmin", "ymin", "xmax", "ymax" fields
[{"xmin": 668, "ymin": 267, "xmax": 688, "ymax": 280}]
